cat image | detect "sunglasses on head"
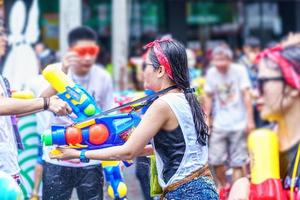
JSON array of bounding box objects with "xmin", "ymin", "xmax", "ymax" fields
[
  {"xmin": 257, "ymin": 77, "xmax": 285, "ymax": 95},
  {"xmin": 72, "ymin": 45, "xmax": 100, "ymax": 57}
]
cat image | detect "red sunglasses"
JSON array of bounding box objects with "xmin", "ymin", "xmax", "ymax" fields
[{"xmin": 72, "ymin": 45, "xmax": 100, "ymax": 57}]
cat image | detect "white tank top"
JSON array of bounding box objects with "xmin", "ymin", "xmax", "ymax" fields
[{"xmin": 152, "ymin": 93, "xmax": 208, "ymax": 188}]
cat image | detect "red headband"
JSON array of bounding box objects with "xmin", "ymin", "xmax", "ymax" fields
[
  {"xmin": 144, "ymin": 39, "xmax": 173, "ymax": 80},
  {"xmin": 256, "ymin": 45, "xmax": 300, "ymax": 90}
]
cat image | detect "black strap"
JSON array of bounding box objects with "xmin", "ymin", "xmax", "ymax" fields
[{"xmin": 72, "ymin": 85, "xmax": 178, "ymax": 126}]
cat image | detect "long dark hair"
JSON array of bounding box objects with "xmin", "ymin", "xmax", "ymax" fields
[{"xmin": 148, "ymin": 40, "xmax": 208, "ymax": 145}]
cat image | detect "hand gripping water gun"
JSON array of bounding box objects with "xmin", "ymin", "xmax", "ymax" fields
[
  {"xmin": 42, "ymin": 64, "xmax": 101, "ymax": 122},
  {"xmin": 248, "ymin": 128, "xmax": 285, "ymax": 200}
]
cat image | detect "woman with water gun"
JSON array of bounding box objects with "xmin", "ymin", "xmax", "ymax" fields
[
  {"xmin": 228, "ymin": 33, "xmax": 300, "ymax": 200},
  {"xmin": 50, "ymin": 39, "xmax": 218, "ymax": 199}
]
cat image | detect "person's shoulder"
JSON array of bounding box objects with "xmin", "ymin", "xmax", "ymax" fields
[{"xmin": 147, "ymin": 97, "xmax": 172, "ymax": 116}]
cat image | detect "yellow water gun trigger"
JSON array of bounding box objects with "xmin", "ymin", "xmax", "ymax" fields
[
  {"xmin": 50, "ymin": 149, "xmax": 62, "ymax": 155},
  {"xmin": 76, "ymin": 144, "xmax": 88, "ymax": 148},
  {"xmin": 68, "ymin": 144, "xmax": 88, "ymax": 149}
]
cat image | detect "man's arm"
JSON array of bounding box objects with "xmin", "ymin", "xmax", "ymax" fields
[
  {"xmin": 0, "ymin": 96, "xmax": 72, "ymax": 116},
  {"xmin": 203, "ymin": 68, "xmax": 214, "ymax": 126},
  {"xmin": 242, "ymin": 88, "xmax": 255, "ymax": 133},
  {"xmin": 239, "ymin": 64, "xmax": 255, "ymax": 133},
  {"xmin": 203, "ymin": 92, "xmax": 213, "ymax": 127}
]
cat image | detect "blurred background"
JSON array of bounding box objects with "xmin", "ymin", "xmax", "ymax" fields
[
  {"xmin": 0, "ymin": 0, "xmax": 299, "ymax": 200},
  {"xmin": 1, "ymin": 0, "xmax": 300, "ymax": 88}
]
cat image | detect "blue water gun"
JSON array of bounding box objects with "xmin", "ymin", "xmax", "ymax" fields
[
  {"xmin": 42, "ymin": 64, "xmax": 101, "ymax": 122},
  {"xmin": 41, "ymin": 64, "xmax": 141, "ymax": 150},
  {"xmin": 42, "ymin": 112, "xmax": 140, "ymax": 149}
]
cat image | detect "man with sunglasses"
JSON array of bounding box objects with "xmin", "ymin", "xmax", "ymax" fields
[
  {"xmin": 42, "ymin": 26, "xmax": 113, "ymax": 200},
  {"xmin": 204, "ymin": 45, "xmax": 254, "ymax": 196}
]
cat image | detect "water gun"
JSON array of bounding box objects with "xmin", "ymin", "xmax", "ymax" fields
[
  {"xmin": 11, "ymin": 91, "xmax": 35, "ymax": 99},
  {"xmin": 42, "ymin": 64, "xmax": 101, "ymax": 122},
  {"xmin": 42, "ymin": 112, "xmax": 141, "ymax": 150},
  {"xmin": 41, "ymin": 64, "xmax": 141, "ymax": 150},
  {"xmin": 43, "ymin": 115, "xmax": 136, "ymax": 200},
  {"xmin": 102, "ymin": 161, "xmax": 128, "ymax": 200},
  {"xmin": 248, "ymin": 128, "xmax": 285, "ymax": 200}
]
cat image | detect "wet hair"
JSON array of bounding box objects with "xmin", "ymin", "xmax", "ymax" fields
[
  {"xmin": 148, "ymin": 40, "xmax": 209, "ymax": 145},
  {"xmin": 68, "ymin": 26, "xmax": 97, "ymax": 47}
]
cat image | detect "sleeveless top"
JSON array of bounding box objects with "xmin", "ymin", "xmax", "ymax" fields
[{"xmin": 151, "ymin": 93, "xmax": 208, "ymax": 188}]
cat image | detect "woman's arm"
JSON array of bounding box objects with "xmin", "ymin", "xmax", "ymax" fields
[
  {"xmin": 242, "ymin": 88, "xmax": 255, "ymax": 133},
  {"xmin": 50, "ymin": 99, "xmax": 170, "ymax": 160}
]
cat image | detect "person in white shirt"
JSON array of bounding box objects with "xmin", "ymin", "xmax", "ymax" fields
[
  {"xmin": 41, "ymin": 26, "xmax": 113, "ymax": 200},
  {"xmin": 204, "ymin": 46, "xmax": 254, "ymax": 192}
]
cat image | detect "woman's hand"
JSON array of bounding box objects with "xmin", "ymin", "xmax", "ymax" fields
[{"xmin": 49, "ymin": 147, "xmax": 80, "ymax": 160}]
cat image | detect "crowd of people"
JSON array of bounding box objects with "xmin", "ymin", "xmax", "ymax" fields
[{"xmin": 0, "ymin": 19, "xmax": 300, "ymax": 200}]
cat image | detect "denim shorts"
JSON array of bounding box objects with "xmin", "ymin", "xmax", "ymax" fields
[{"xmin": 164, "ymin": 176, "xmax": 219, "ymax": 200}]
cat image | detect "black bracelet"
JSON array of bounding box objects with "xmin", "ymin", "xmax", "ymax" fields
[{"xmin": 43, "ymin": 97, "xmax": 50, "ymax": 110}]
